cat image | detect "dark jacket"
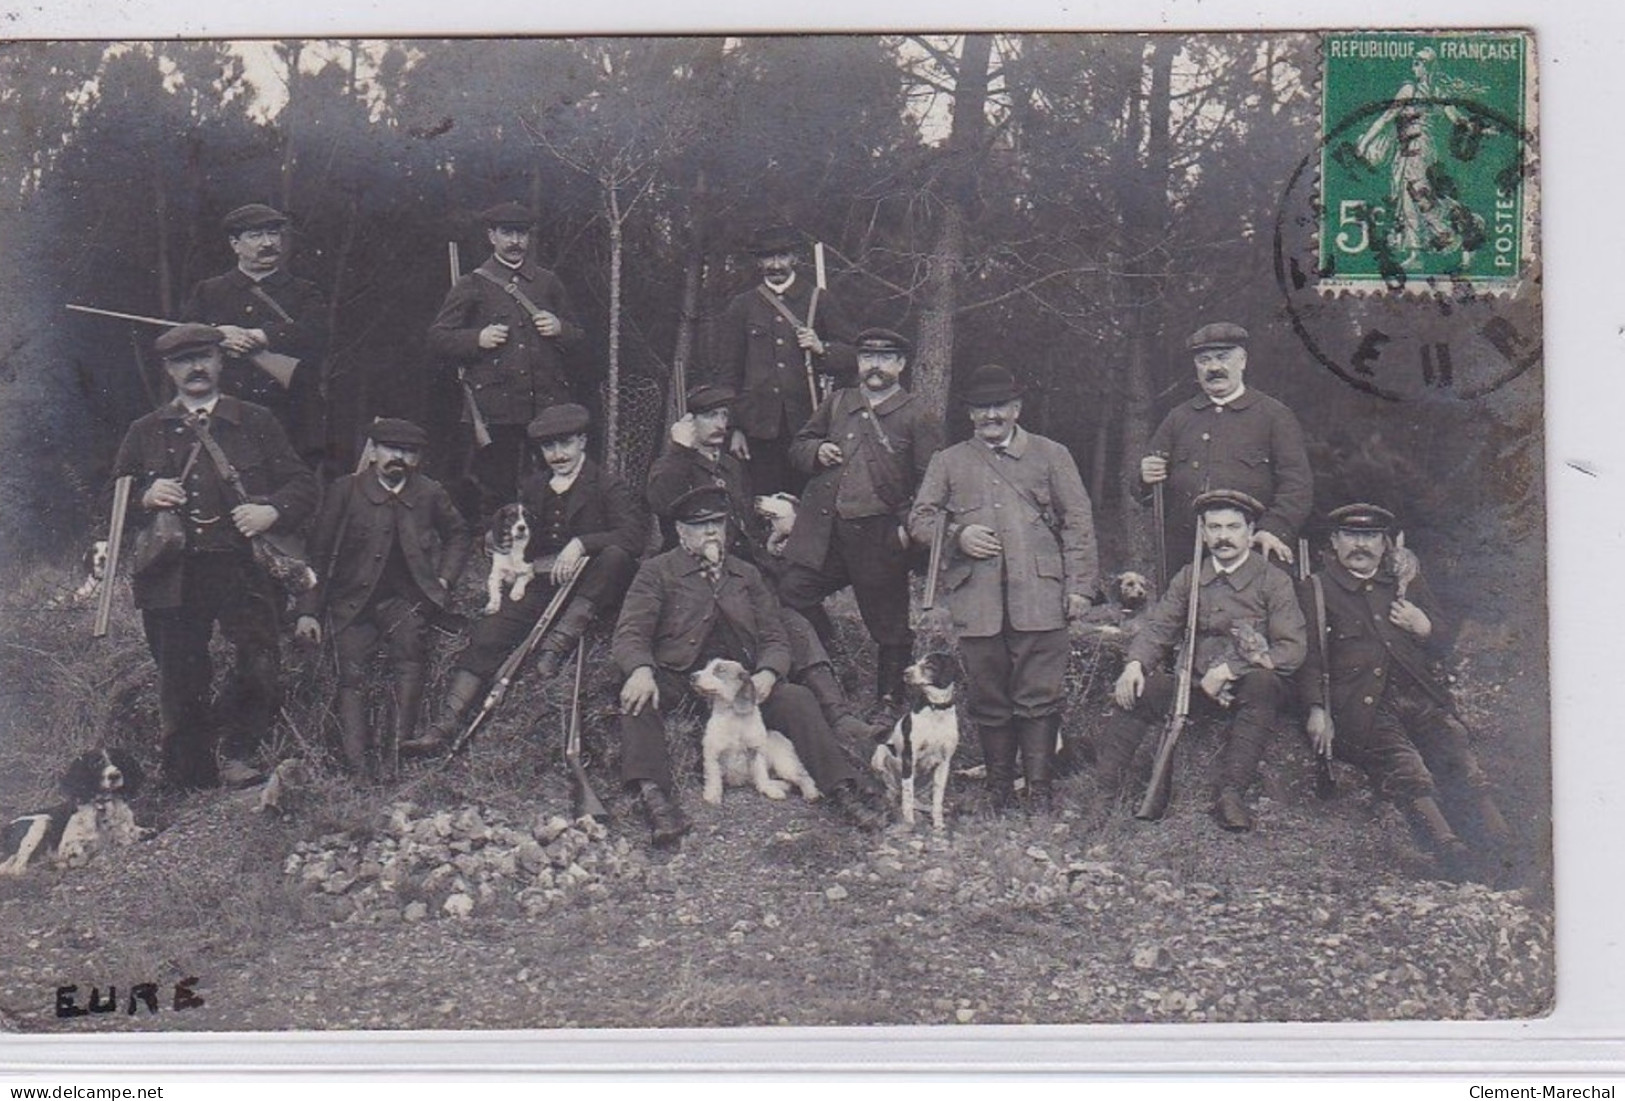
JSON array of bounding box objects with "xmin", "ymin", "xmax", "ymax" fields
[
  {"xmin": 1296, "ymin": 557, "xmax": 1455, "ymax": 743},
  {"xmin": 181, "ymin": 267, "xmax": 330, "ymax": 461},
  {"xmin": 785, "ymin": 386, "xmax": 941, "ymax": 570},
  {"xmin": 611, "ymin": 548, "xmax": 792, "ymax": 679},
  {"xmin": 110, "ymin": 396, "xmax": 317, "ymax": 611},
  {"xmin": 715, "ymin": 278, "xmax": 856, "ymax": 440},
  {"xmin": 645, "ymin": 441, "xmax": 756, "ymax": 555},
  {"xmin": 1140, "ymin": 387, "xmax": 1313, "ymax": 544},
  {"xmin": 294, "ymin": 471, "xmax": 472, "ymax": 636},
  {"xmin": 516, "ymin": 458, "xmax": 647, "ymax": 561},
  {"xmin": 426, "ymin": 256, "xmax": 586, "ymax": 425},
  {"xmin": 1127, "ymin": 551, "xmax": 1307, "ymax": 677}
]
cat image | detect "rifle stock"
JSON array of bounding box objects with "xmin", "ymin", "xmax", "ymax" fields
[
  {"xmin": 93, "ymin": 476, "xmax": 133, "ymax": 639},
  {"xmin": 1136, "ymin": 523, "xmax": 1204, "ymax": 821},
  {"xmin": 567, "ymin": 637, "xmax": 608, "ymax": 822}
]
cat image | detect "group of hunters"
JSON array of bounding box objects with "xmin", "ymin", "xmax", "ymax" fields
[{"xmin": 99, "ymin": 199, "xmax": 1512, "ymax": 875}]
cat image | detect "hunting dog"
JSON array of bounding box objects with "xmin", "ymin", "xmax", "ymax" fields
[
  {"xmin": 753, "ymin": 493, "xmax": 799, "ymax": 557},
  {"xmin": 870, "ymin": 652, "xmax": 961, "ymax": 830},
  {"xmin": 483, "ymin": 503, "xmax": 533, "ymax": 614},
  {"xmin": 75, "ymin": 539, "xmax": 110, "ymax": 602},
  {"xmin": 689, "ymin": 658, "xmax": 820, "ymax": 806},
  {"xmin": 0, "ymin": 749, "xmax": 151, "ymax": 875}
]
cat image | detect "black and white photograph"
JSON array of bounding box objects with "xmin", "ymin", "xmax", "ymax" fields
[{"xmin": 0, "ymin": 12, "xmax": 1597, "ymax": 1069}]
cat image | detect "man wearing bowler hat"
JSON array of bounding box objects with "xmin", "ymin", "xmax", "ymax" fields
[
  {"xmin": 781, "ymin": 327, "xmax": 942, "ymax": 706},
  {"xmin": 294, "ymin": 418, "xmax": 472, "ymax": 778},
  {"xmin": 181, "ymin": 203, "xmax": 331, "ymax": 470},
  {"xmin": 109, "ymin": 323, "xmax": 317, "ymax": 790},
  {"xmin": 428, "ymin": 202, "xmax": 587, "ymax": 516},
  {"xmin": 1100, "ymin": 489, "xmax": 1306, "ymax": 831},
  {"xmin": 1137, "ymin": 322, "xmax": 1313, "ymax": 580},
  {"xmin": 716, "ymin": 223, "xmax": 858, "ymax": 496},
  {"xmin": 401, "ymin": 402, "xmax": 644, "ymax": 759},
  {"xmin": 907, "ymin": 364, "xmax": 1099, "ymax": 815},
  {"xmin": 612, "ymin": 485, "xmax": 890, "ymax": 848},
  {"xmin": 1296, "ymin": 502, "xmax": 1511, "ymax": 876}
]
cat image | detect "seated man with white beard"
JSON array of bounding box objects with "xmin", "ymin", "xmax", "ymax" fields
[{"xmin": 611, "ymin": 486, "xmax": 890, "ymax": 847}]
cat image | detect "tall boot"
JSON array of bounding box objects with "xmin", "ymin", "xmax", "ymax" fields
[
  {"xmin": 336, "ymin": 686, "xmax": 371, "ymax": 778},
  {"xmin": 1471, "ymin": 790, "xmax": 1513, "ymax": 849},
  {"xmin": 400, "ymin": 669, "xmax": 484, "ymax": 759},
  {"xmin": 385, "ymin": 661, "xmax": 427, "ymax": 781},
  {"xmin": 979, "ymin": 724, "xmax": 1019, "ymax": 815},
  {"xmin": 876, "ymin": 645, "xmax": 912, "ymax": 708},
  {"xmin": 1015, "ymin": 716, "xmax": 1055, "ymax": 814},
  {"xmin": 801, "ymin": 662, "xmax": 887, "ymax": 747},
  {"xmin": 1405, "ymin": 794, "xmax": 1470, "ymax": 870},
  {"xmin": 533, "ymin": 597, "xmax": 596, "ymax": 680}
]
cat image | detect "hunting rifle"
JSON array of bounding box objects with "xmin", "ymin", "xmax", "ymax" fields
[
  {"xmin": 921, "ymin": 509, "xmax": 948, "ymax": 611},
  {"xmin": 440, "ymin": 561, "xmax": 588, "ymax": 764},
  {"xmin": 1151, "ymin": 474, "xmax": 1168, "ymax": 595},
  {"xmin": 566, "ymin": 636, "xmax": 609, "ymax": 822},
  {"xmin": 66, "ymin": 303, "xmax": 298, "ymax": 388},
  {"xmin": 804, "ymin": 242, "xmax": 827, "ymax": 410},
  {"xmin": 1136, "ymin": 523, "xmax": 1204, "ymax": 821},
  {"xmin": 448, "ymin": 242, "xmax": 494, "ymax": 450},
  {"xmin": 92, "ymin": 476, "xmax": 133, "ymax": 639},
  {"xmin": 1302, "ymin": 535, "xmax": 1337, "ymax": 799}
]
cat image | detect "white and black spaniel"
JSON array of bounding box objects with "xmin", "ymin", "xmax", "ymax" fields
[{"xmin": 0, "ymin": 749, "xmax": 151, "ymax": 875}]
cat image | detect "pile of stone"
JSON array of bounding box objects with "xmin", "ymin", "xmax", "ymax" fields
[{"xmin": 281, "ymin": 802, "xmax": 648, "ymax": 924}]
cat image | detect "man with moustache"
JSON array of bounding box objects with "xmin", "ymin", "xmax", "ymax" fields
[
  {"xmin": 182, "ymin": 204, "xmax": 331, "ymax": 471},
  {"xmin": 907, "ymin": 365, "xmax": 1099, "ymax": 814},
  {"xmin": 716, "ymin": 223, "xmax": 858, "ymax": 496},
  {"xmin": 293, "ymin": 418, "xmax": 471, "ymax": 779},
  {"xmin": 1098, "ymin": 490, "xmax": 1307, "ymax": 831},
  {"xmin": 110, "ymin": 324, "xmax": 317, "ymax": 790},
  {"xmin": 428, "ymin": 202, "xmax": 587, "ymax": 516},
  {"xmin": 780, "ymin": 328, "xmax": 942, "ymax": 705},
  {"xmin": 401, "ymin": 403, "xmax": 643, "ymax": 759},
  {"xmin": 1138, "ymin": 323, "xmax": 1313, "ymax": 579},
  {"xmin": 1297, "ymin": 503, "xmax": 1512, "ymax": 875},
  {"xmin": 612, "ymin": 486, "xmax": 889, "ymax": 848},
  {"xmin": 646, "ymin": 383, "xmax": 890, "ymax": 748}
]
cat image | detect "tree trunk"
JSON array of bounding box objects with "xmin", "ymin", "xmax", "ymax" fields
[
  {"xmin": 669, "ymin": 168, "xmax": 706, "ymax": 422},
  {"xmin": 152, "ymin": 155, "xmax": 173, "ymax": 319},
  {"xmin": 605, "ymin": 184, "xmax": 624, "ymax": 471},
  {"xmin": 278, "ymin": 41, "xmax": 302, "ymax": 212}
]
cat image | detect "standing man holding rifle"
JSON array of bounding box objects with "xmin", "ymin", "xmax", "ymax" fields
[
  {"xmin": 428, "ymin": 202, "xmax": 587, "ymax": 520},
  {"xmin": 1098, "ymin": 490, "xmax": 1305, "ymax": 831},
  {"xmin": 716, "ymin": 223, "xmax": 857, "ymax": 496}
]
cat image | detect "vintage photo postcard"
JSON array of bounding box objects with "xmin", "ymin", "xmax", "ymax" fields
[{"xmin": 0, "ymin": 24, "xmax": 1561, "ymax": 1064}]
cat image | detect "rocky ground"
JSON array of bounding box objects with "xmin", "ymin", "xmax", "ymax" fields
[{"xmin": 0, "ymin": 564, "xmax": 1554, "ymax": 1033}]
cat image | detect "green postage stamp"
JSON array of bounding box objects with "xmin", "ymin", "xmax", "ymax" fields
[{"xmin": 1319, "ymin": 31, "xmax": 1534, "ymax": 289}]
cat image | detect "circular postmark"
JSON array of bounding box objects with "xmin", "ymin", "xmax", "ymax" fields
[{"xmin": 1275, "ymin": 73, "xmax": 1541, "ymax": 402}]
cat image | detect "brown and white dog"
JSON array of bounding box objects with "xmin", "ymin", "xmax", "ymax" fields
[
  {"xmin": 0, "ymin": 749, "xmax": 151, "ymax": 875},
  {"xmin": 483, "ymin": 503, "xmax": 533, "ymax": 614},
  {"xmin": 74, "ymin": 539, "xmax": 110, "ymax": 602},
  {"xmin": 870, "ymin": 653, "xmax": 961, "ymax": 830},
  {"xmin": 690, "ymin": 658, "xmax": 820, "ymax": 806}
]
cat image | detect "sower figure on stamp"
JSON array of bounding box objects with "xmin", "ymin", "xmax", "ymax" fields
[
  {"xmin": 1099, "ymin": 490, "xmax": 1306, "ymax": 831},
  {"xmin": 906, "ymin": 365, "xmax": 1099, "ymax": 815},
  {"xmin": 647, "ymin": 383, "xmax": 885, "ymax": 747},
  {"xmin": 779, "ymin": 328, "xmax": 943, "ymax": 707},
  {"xmin": 427, "ymin": 202, "xmax": 587, "ymax": 519},
  {"xmin": 715, "ymin": 223, "xmax": 857, "ymax": 496},
  {"xmin": 110, "ymin": 324, "xmax": 317, "ymax": 791},
  {"xmin": 612, "ymin": 486, "xmax": 891, "ymax": 848},
  {"xmin": 181, "ymin": 204, "xmax": 331, "ymax": 473},
  {"xmin": 401, "ymin": 403, "xmax": 643, "ymax": 759},
  {"xmin": 293, "ymin": 418, "xmax": 471, "ymax": 780},
  {"xmin": 1296, "ymin": 503, "xmax": 1512, "ymax": 877},
  {"xmin": 1138, "ymin": 323, "xmax": 1313, "ymax": 582}
]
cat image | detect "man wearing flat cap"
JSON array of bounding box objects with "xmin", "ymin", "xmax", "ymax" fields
[
  {"xmin": 294, "ymin": 418, "xmax": 471, "ymax": 778},
  {"xmin": 612, "ymin": 485, "xmax": 890, "ymax": 848},
  {"xmin": 1100, "ymin": 489, "xmax": 1306, "ymax": 831},
  {"xmin": 1296, "ymin": 503, "xmax": 1511, "ymax": 876},
  {"xmin": 109, "ymin": 324, "xmax": 317, "ymax": 790},
  {"xmin": 781, "ymin": 327, "xmax": 942, "ymax": 706},
  {"xmin": 402, "ymin": 402, "xmax": 644, "ymax": 759},
  {"xmin": 1138, "ymin": 322, "xmax": 1313, "ymax": 580},
  {"xmin": 428, "ymin": 202, "xmax": 587, "ymax": 517},
  {"xmin": 646, "ymin": 383, "xmax": 890, "ymax": 749},
  {"xmin": 715, "ymin": 223, "xmax": 859, "ymax": 497},
  {"xmin": 907, "ymin": 364, "xmax": 1099, "ymax": 815},
  {"xmin": 181, "ymin": 203, "xmax": 331, "ymax": 470}
]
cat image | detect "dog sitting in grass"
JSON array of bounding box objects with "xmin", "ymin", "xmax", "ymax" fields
[
  {"xmin": 0, "ymin": 749, "xmax": 152, "ymax": 875},
  {"xmin": 870, "ymin": 652, "xmax": 961, "ymax": 830},
  {"xmin": 690, "ymin": 658, "xmax": 820, "ymax": 806},
  {"xmin": 483, "ymin": 503, "xmax": 533, "ymax": 614}
]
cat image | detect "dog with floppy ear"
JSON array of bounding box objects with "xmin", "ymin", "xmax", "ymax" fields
[
  {"xmin": 870, "ymin": 652, "xmax": 961, "ymax": 830},
  {"xmin": 483, "ymin": 502, "xmax": 533, "ymax": 614},
  {"xmin": 690, "ymin": 658, "xmax": 821, "ymax": 806},
  {"xmin": 0, "ymin": 749, "xmax": 152, "ymax": 875}
]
